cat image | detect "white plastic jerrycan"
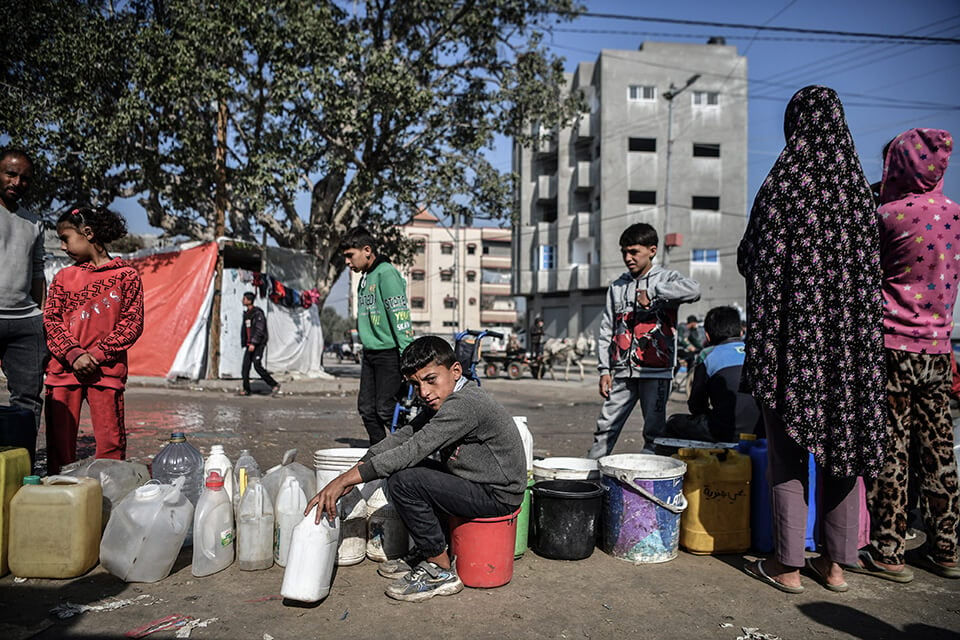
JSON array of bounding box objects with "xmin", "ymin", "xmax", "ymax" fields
[
  {"xmin": 100, "ymin": 478, "xmax": 193, "ymax": 583},
  {"xmin": 237, "ymin": 476, "xmax": 274, "ymax": 571},
  {"xmin": 192, "ymin": 470, "xmax": 235, "ymax": 577},
  {"xmin": 281, "ymin": 513, "xmax": 339, "ymax": 603},
  {"xmin": 274, "ymin": 475, "xmax": 307, "ymax": 567}
]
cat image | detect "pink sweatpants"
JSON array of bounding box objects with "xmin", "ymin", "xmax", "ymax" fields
[{"xmin": 45, "ymin": 385, "xmax": 126, "ymax": 474}]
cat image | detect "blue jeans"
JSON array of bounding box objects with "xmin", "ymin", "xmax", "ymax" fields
[
  {"xmin": 588, "ymin": 377, "xmax": 669, "ymax": 458},
  {"xmin": 387, "ymin": 462, "xmax": 516, "ymax": 558},
  {"xmin": 0, "ymin": 315, "xmax": 46, "ymax": 430}
]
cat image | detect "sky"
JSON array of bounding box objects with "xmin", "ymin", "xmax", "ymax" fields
[{"xmin": 115, "ymin": 1, "xmax": 960, "ymax": 315}]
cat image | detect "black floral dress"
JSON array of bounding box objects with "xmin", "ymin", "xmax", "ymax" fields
[{"xmin": 738, "ymin": 85, "xmax": 887, "ymax": 478}]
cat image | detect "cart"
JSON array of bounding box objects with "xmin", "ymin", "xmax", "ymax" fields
[{"xmin": 482, "ymin": 351, "xmax": 542, "ymax": 380}]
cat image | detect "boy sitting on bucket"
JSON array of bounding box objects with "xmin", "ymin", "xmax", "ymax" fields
[{"xmin": 305, "ymin": 335, "xmax": 526, "ymax": 602}]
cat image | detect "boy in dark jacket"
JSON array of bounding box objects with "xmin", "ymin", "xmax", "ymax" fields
[
  {"xmin": 306, "ymin": 336, "xmax": 525, "ymax": 602},
  {"xmin": 239, "ymin": 292, "xmax": 280, "ymax": 396}
]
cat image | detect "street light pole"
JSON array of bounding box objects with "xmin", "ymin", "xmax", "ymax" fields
[{"xmin": 662, "ymin": 74, "xmax": 700, "ymax": 268}]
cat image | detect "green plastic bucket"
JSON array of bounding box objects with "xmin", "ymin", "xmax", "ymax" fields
[{"xmin": 515, "ymin": 477, "xmax": 534, "ymax": 558}]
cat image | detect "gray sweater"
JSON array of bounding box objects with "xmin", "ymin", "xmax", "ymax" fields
[
  {"xmin": 358, "ymin": 380, "xmax": 526, "ymax": 507},
  {"xmin": 0, "ymin": 203, "xmax": 45, "ymax": 318}
]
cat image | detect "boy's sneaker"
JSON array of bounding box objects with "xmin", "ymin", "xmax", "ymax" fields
[
  {"xmin": 377, "ymin": 551, "xmax": 425, "ymax": 579},
  {"xmin": 384, "ymin": 561, "xmax": 463, "ymax": 602}
]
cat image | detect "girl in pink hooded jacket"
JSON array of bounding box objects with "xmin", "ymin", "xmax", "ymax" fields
[{"xmin": 861, "ymin": 128, "xmax": 960, "ymax": 582}]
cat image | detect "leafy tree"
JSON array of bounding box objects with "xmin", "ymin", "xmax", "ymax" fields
[{"xmin": 4, "ymin": 0, "xmax": 582, "ymax": 302}]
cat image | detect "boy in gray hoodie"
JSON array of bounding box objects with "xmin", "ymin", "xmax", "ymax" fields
[
  {"xmin": 588, "ymin": 223, "xmax": 700, "ymax": 458},
  {"xmin": 306, "ymin": 335, "xmax": 525, "ymax": 602}
]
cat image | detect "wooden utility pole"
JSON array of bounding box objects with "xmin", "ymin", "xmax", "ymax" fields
[{"xmin": 207, "ymin": 99, "xmax": 228, "ymax": 378}]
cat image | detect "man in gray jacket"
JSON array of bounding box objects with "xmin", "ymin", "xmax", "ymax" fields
[
  {"xmin": 588, "ymin": 223, "xmax": 700, "ymax": 458},
  {"xmin": 0, "ymin": 149, "xmax": 46, "ymax": 433},
  {"xmin": 306, "ymin": 335, "xmax": 525, "ymax": 602}
]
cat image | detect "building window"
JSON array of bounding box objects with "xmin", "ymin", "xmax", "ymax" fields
[
  {"xmin": 440, "ymin": 269, "xmax": 453, "ymax": 282},
  {"xmin": 628, "ymin": 85, "xmax": 657, "ymax": 102},
  {"xmin": 628, "ymin": 190, "xmax": 656, "ymax": 205},
  {"xmin": 414, "ymin": 239, "xmax": 426, "ymax": 254},
  {"xmin": 466, "ymin": 270, "xmax": 477, "ymax": 282},
  {"xmin": 410, "ymin": 297, "xmax": 425, "ymax": 309},
  {"xmin": 443, "ymin": 297, "xmax": 458, "ymax": 309},
  {"xmin": 410, "ymin": 269, "xmax": 425, "ymax": 281},
  {"xmin": 692, "ymin": 91, "xmax": 719, "ymax": 106},
  {"xmin": 692, "ymin": 248, "xmax": 720, "ymax": 264},
  {"xmin": 628, "ymin": 137, "xmax": 657, "ymax": 152},
  {"xmin": 537, "ymin": 245, "xmax": 556, "ymax": 271},
  {"xmin": 441, "ymin": 242, "xmax": 454, "ymax": 255},
  {"xmin": 443, "ymin": 320, "xmax": 458, "ymax": 328},
  {"xmin": 691, "ymin": 196, "xmax": 720, "ymax": 211},
  {"xmin": 693, "ymin": 143, "xmax": 721, "ymax": 157},
  {"xmin": 467, "ymin": 243, "xmax": 477, "ymax": 255}
]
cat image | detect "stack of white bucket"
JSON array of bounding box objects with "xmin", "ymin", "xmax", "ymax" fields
[{"xmin": 313, "ymin": 448, "xmax": 410, "ymax": 565}]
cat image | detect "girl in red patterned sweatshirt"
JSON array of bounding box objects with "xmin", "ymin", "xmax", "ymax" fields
[{"xmin": 44, "ymin": 206, "xmax": 144, "ymax": 473}]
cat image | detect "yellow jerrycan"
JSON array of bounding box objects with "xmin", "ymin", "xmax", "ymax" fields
[{"xmin": 673, "ymin": 448, "xmax": 751, "ymax": 554}]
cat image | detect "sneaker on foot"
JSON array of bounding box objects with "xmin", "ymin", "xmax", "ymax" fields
[
  {"xmin": 271, "ymin": 385, "xmax": 282, "ymax": 396},
  {"xmin": 384, "ymin": 561, "xmax": 463, "ymax": 602},
  {"xmin": 378, "ymin": 551, "xmax": 425, "ymax": 579}
]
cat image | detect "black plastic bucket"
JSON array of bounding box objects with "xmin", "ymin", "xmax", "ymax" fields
[
  {"xmin": 531, "ymin": 479, "xmax": 603, "ymax": 560},
  {"xmin": 0, "ymin": 405, "xmax": 36, "ymax": 467}
]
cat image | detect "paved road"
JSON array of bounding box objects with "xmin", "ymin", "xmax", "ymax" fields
[{"xmin": 3, "ymin": 373, "xmax": 959, "ymax": 640}]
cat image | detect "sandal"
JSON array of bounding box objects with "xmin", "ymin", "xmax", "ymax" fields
[
  {"xmin": 805, "ymin": 557, "xmax": 849, "ymax": 593},
  {"xmin": 846, "ymin": 549, "xmax": 914, "ymax": 583},
  {"xmin": 743, "ymin": 558, "xmax": 805, "ymax": 594},
  {"xmin": 920, "ymin": 554, "xmax": 960, "ymax": 579}
]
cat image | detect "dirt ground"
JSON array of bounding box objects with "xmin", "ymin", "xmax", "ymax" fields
[{"xmin": 1, "ymin": 367, "xmax": 959, "ymax": 640}]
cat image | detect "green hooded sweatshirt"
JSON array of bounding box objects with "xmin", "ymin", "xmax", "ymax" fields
[{"xmin": 357, "ymin": 257, "xmax": 414, "ymax": 352}]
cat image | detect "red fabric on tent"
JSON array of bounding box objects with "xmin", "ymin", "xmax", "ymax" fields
[{"xmin": 126, "ymin": 243, "xmax": 218, "ymax": 377}]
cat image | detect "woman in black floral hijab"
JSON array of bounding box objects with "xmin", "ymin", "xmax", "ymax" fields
[{"xmin": 738, "ymin": 85, "xmax": 886, "ymax": 593}]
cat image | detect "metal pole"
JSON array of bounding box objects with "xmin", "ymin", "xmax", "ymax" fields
[{"xmin": 664, "ymin": 96, "xmax": 674, "ymax": 267}]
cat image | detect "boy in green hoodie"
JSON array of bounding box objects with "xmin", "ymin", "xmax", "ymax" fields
[{"xmin": 342, "ymin": 227, "xmax": 414, "ymax": 444}]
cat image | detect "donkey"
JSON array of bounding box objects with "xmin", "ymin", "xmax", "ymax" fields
[{"xmin": 541, "ymin": 333, "xmax": 596, "ymax": 382}]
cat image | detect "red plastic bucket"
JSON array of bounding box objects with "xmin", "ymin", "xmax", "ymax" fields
[{"xmin": 449, "ymin": 508, "xmax": 520, "ymax": 588}]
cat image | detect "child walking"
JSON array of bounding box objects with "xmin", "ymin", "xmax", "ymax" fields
[
  {"xmin": 44, "ymin": 205, "xmax": 144, "ymax": 474},
  {"xmin": 588, "ymin": 222, "xmax": 700, "ymax": 458}
]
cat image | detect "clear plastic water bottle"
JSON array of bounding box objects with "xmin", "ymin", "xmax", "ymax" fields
[
  {"xmin": 152, "ymin": 432, "xmax": 204, "ymax": 544},
  {"xmin": 237, "ymin": 476, "xmax": 274, "ymax": 571},
  {"xmin": 233, "ymin": 449, "xmax": 261, "ymax": 512}
]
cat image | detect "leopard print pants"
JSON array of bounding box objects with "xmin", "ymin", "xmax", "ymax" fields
[{"xmin": 865, "ymin": 349, "xmax": 959, "ymax": 565}]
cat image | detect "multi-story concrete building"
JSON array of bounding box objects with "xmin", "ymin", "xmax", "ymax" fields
[
  {"xmin": 513, "ymin": 39, "xmax": 748, "ymax": 340},
  {"xmin": 350, "ymin": 209, "xmax": 517, "ymax": 344}
]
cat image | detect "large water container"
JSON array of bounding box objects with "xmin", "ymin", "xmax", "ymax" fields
[
  {"xmin": 100, "ymin": 479, "xmax": 193, "ymax": 582},
  {"xmin": 204, "ymin": 445, "xmax": 234, "ymax": 503},
  {"xmin": 61, "ymin": 458, "xmax": 150, "ymax": 528},
  {"xmin": 193, "ymin": 470, "xmax": 235, "ymax": 577},
  {"xmin": 274, "ymin": 475, "xmax": 307, "ymax": 567},
  {"xmin": 9, "ymin": 475, "xmax": 102, "ymax": 578},
  {"xmin": 0, "ymin": 448, "xmax": 31, "ymax": 576},
  {"xmin": 262, "ymin": 449, "xmax": 316, "ymax": 507},
  {"xmin": 366, "ymin": 501, "xmax": 409, "ymax": 562},
  {"xmin": 237, "ymin": 476, "xmax": 274, "ymax": 571},
  {"xmin": 513, "ymin": 416, "xmax": 534, "ymax": 478},
  {"xmin": 674, "ymin": 448, "xmax": 751, "ymax": 554},
  {"xmin": 281, "ymin": 513, "xmax": 339, "ymax": 603}
]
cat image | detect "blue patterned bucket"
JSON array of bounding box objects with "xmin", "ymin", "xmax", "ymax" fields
[{"xmin": 598, "ymin": 454, "xmax": 687, "ymax": 564}]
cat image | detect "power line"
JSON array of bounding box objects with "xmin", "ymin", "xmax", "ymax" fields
[
  {"xmin": 576, "ymin": 12, "xmax": 960, "ymax": 45},
  {"xmin": 550, "ymin": 28, "xmax": 950, "ymax": 46}
]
